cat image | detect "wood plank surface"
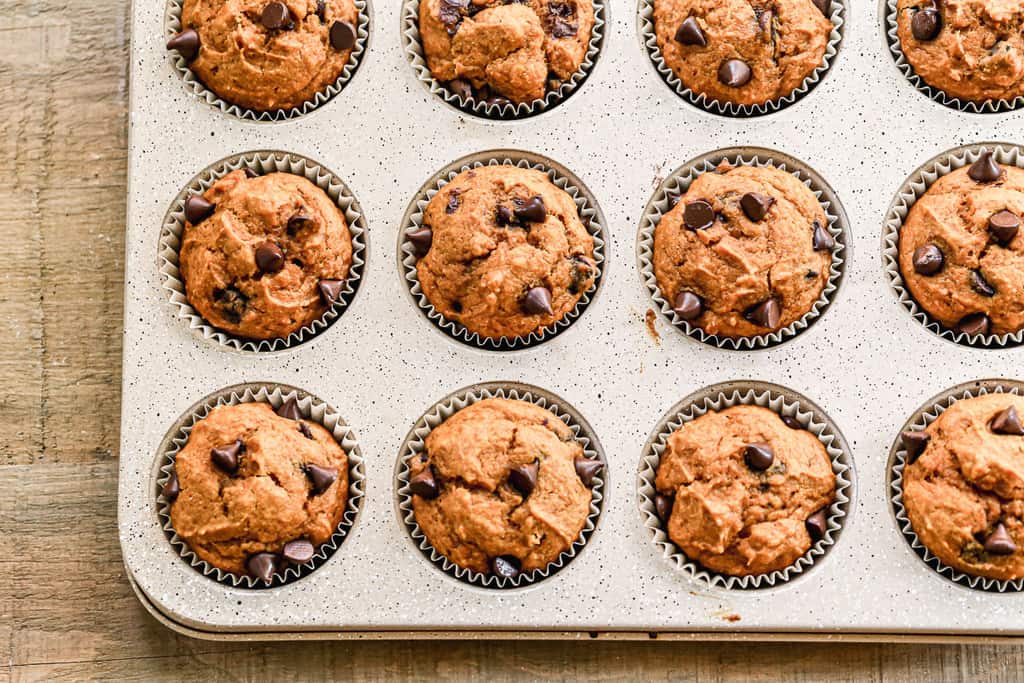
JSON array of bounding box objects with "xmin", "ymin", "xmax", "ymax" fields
[{"xmin": 1, "ymin": 0, "xmax": 1022, "ymax": 680}]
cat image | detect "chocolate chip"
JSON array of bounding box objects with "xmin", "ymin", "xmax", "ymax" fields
[
  {"xmin": 911, "ymin": 7, "xmax": 941, "ymax": 41},
  {"xmin": 439, "ymin": 0, "xmax": 469, "ymax": 34},
  {"xmin": 496, "ymin": 205, "xmax": 514, "ymax": 226},
  {"xmin": 318, "ymin": 279, "xmax": 345, "ymax": 304},
  {"xmin": 991, "ymin": 406, "xmax": 1024, "ymax": 435},
  {"xmin": 407, "ymin": 227, "xmax": 433, "ymax": 258},
  {"xmin": 287, "ymin": 213, "xmax": 315, "ymax": 234},
  {"xmin": 740, "ymin": 192, "xmax": 773, "ymax": 221},
  {"xmin": 672, "ymin": 291, "xmax": 703, "ymax": 321},
  {"xmin": 316, "ymin": 0, "xmax": 326, "ymax": 22},
  {"xmin": 989, "ymin": 210, "xmax": 1020, "ymax": 245},
  {"xmin": 912, "ymin": 244, "xmax": 944, "ymax": 275},
  {"xmin": 956, "ymin": 313, "xmax": 991, "ymax": 336},
  {"xmin": 984, "ymin": 523, "xmax": 1017, "ymax": 555},
  {"xmin": 491, "ymin": 555, "xmax": 521, "ymax": 578},
  {"xmin": 509, "ymin": 460, "xmax": 539, "ymax": 498},
  {"xmin": 409, "ymin": 467, "xmax": 438, "ymax": 499},
  {"xmin": 210, "ymin": 439, "xmax": 243, "ymax": 473},
  {"xmin": 523, "ymin": 286, "xmax": 553, "ymax": 315},
  {"xmin": 244, "ymin": 168, "xmax": 260, "ymax": 178},
  {"xmin": 184, "ymin": 195, "xmax": 215, "ymax": 224},
  {"xmin": 213, "ymin": 286, "xmax": 247, "ymax": 323},
  {"xmin": 654, "ymin": 494, "xmax": 672, "ymax": 522},
  {"xmin": 806, "ymin": 508, "xmax": 828, "ymax": 541},
  {"xmin": 718, "ymin": 59, "xmax": 752, "ymax": 87},
  {"xmin": 781, "ymin": 415, "xmax": 802, "ymax": 430},
  {"xmin": 254, "ymin": 241, "xmax": 285, "ymax": 273},
  {"xmin": 166, "ymin": 29, "xmax": 200, "ymax": 60},
  {"xmin": 447, "ymin": 78, "xmax": 473, "ymax": 101},
  {"xmin": 968, "ymin": 151, "xmax": 1002, "ymax": 183},
  {"xmin": 513, "ymin": 196, "xmax": 546, "ymax": 223},
  {"xmin": 568, "ymin": 254, "xmax": 594, "ymax": 294},
  {"xmin": 551, "ymin": 17, "xmax": 578, "ymax": 37},
  {"xmin": 282, "ymin": 539, "xmax": 316, "ymax": 564},
  {"xmin": 574, "ymin": 456, "xmax": 603, "ymax": 487},
  {"xmin": 246, "ymin": 552, "xmax": 278, "ymax": 582},
  {"xmin": 970, "ymin": 270, "xmax": 996, "ymax": 297},
  {"xmin": 305, "ymin": 463, "xmax": 338, "ymax": 494},
  {"xmin": 446, "ymin": 191, "xmax": 461, "ymax": 215},
  {"xmin": 261, "ymin": 2, "xmax": 291, "ymax": 29},
  {"xmin": 813, "ymin": 0, "xmax": 830, "ymax": 14},
  {"xmin": 683, "ymin": 200, "xmax": 715, "ymax": 230},
  {"xmin": 901, "ymin": 430, "xmax": 930, "ymax": 462},
  {"xmin": 744, "ymin": 298, "xmax": 781, "ymax": 329},
  {"xmin": 330, "ymin": 20, "xmax": 357, "ymax": 50},
  {"xmin": 812, "ymin": 221, "xmax": 835, "ymax": 251},
  {"xmin": 162, "ymin": 470, "xmax": 180, "ymax": 501},
  {"xmin": 744, "ymin": 443, "xmax": 774, "ymax": 471},
  {"xmin": 277, "ymin": 397, "xmax": 302, "ymax": 420},
  {"xmin": 674, "ymin": 17, "xmax": 706, "ymax": 46},
  {"xmin": 298, "ymin": 421, "xmax": 313, "ymax": 439}
]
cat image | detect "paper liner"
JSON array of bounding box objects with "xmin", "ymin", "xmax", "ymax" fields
[
  {"xmin": 888, "ymin": 379, "xmax": 1024, "ymax": 593},
  {"xmin": 401, "ymin": 0, "xmax": 605, "ymax": 120},
  {"xmin": 154, "ymin": 382, "xmax": 365, "ymax": 589},
  {"xmin": 399, "ymin": 150, "xmax": 607, "ymax": 351},
  {"xmin": 637, "ymin": 381, "xmax": 853, "ymax": 590},
  {"xmin": 639, "ymin": 0, "xmax": 845, "ymax": 117},
  {"xmin": 882, "ymin": 142, "xmax": 1024, "ymax": 349},
  {"xmin": 637, "ymin": 147, "xmax": 848, "ymax": 350},
  {"xmin": 165, "ymin": 0, "xmax": 370, "ymax": 122},
  {"xmin": 883, "ymin": 0, "xmax": 1024, "ymax": 114},
  {"xmin": 395, "ymin": 382, "xmax": 606, "ymax": 589},
  {"xmin": 158, "ymin": 150, "xmax": 368, "ymax": 354}
]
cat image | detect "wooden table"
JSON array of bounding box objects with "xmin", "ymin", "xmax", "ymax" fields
[{"xmin": 2, "ymin": 2, "xmax": 1021, "ymax": 680}]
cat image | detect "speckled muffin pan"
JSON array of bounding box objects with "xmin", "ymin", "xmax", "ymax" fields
[{"xmin": 123, "ymin": 0, "xmax": 1024, "ymax": 640}]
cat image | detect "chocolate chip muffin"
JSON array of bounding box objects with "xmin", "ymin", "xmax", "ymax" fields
[
  {"xmin": 408, "ymin": 397, "xmax": 601, "ymax": 578},
  {"xmin": 898, "ymin": 151, "xmax": 1024, "ymax": 338},
  {"xmin": 178, "ymin": 169, "xmax": 353, "ymax": 341},
  {"xmin": 411, "ymin": 165, "xmax": 596, "ymax": 340},
  {"xmin": 652, "ymin": 162, "xmax": 833, "ymax": 338},
  {"xmin": 164, "ymin": 400, "xmax": 349, "ymax": 580},
  {"xmin": 166, "ymin": 0, "xmax": 360, "ymax": 112},
  {"xmin": 653, "ymin": 405, "xmax": 835, "ymax": 576},
  {"xmin": 901, "ymin": 393, "xmax": 1024, "ymax": 581},
  {"xmin": 896, "ymin": 0, "xmax": 1024, "ymax": 104},
  {"xmin": 653, "ymin": 0, "xmax": 832, "ymax": 106},
  {"xmin": 418, "ymin": 0, "xmax": 595, "ymax": 104}
]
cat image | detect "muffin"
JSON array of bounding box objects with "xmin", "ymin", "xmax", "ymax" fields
[
  {"xmin": 164, "ymin": 401, "xmax": 349, "ymax": 580},
  {"xmin": 896, "ymin": 0, "xmax": 1024, "ymax": 104},
  {"xmin": 411, "ymin": 165, "xmax": 596, "ymax": 340},
  {"xmin": 652, "ymin": 161, "xmax": 833, "ymax": 338},
  {"xmin": 901, "ymin": 393, "xmax": 1024, "ymax": 582},
  {"xmin": 653, "ymin": 404, "xmax": 835, "ymax": 576},
  {"xmin": 898, "ymin": 151, "xmax": 1024, "ymax": 337},
  {"xmin": 407, "ymin": 397, "xmax": 600, "ymax": 578},
  {"xmin": 178, "ymin": 169, "xmax": 353, "ymax": 341},
  {"xmin": 652, "ymin": 0, "xmax": 832, "ymax": 106},
  {"xmin": 166, "ymin": 0, "xmax": 360, "ymax": 112},
  {"xmin": 418, "ymin": 0, "xmax": 595, "ymax": 104}
]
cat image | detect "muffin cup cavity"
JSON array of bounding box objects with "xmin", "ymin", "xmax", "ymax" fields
[
  {"xmin": 637, "ymin": 380, "xmax": 853, "ymax": 590},
  {"xmin": 882, "ymin": 0, "xmax": 1024, "ymax": 114},
  {"xmin": 165, "ymin": 0, "xmax": 370, "ymax": 122},
  {"xmin": 395, "ymin": 382, "xmax": 607, "ymax": 590},
  {"xmin": 639, "ymin": 0, "xmax": 845, "ymax": 118},
  {"xmin": 158, "ymin": 150, "xmax": 368, "ymax": 354},
  {"xmin": 882, "ymin": 142, "xmax": 1024, "ymax": 350},
  {"xmin": 637, "ymin": 147, "xmax": 848, "ymax": 350},
  {"xmin": 401, "ymin": 0, "xmax": 605, "ymax": 121},
  {"xmin": 888, "ymin": 379, "xmax": 1024, "ymax": 593},
  {"xmin": 154, "ymin": 382, "xmax": 365, "ymax": 589},
  {"xmin": 399, "ymin": 150, "xmax": 607, "ymax": 351}
]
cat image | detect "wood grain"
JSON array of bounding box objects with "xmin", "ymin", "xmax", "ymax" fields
[{"xmin": 1, "ymin": 0, "xmax": 1022, "ymax": 680}]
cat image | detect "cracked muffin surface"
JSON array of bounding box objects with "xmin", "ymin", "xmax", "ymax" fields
[
  {"xmin": 180, "ymin": 0, "xmax": 359, "ymax": 111},
  {"xmin": 413, "ymin": 165, "xmax": 596, "ymax": 340},
  {"xmin": 902, "ymin": 394, "xmax": 1024, "ymax": 581},
  {"xmin": 179, "ymin": 169, "xmax": 353, "ymax": 341},
  {"xmin": 418, "ymin": 0, "xmax": 594, "ymax": 104},
  {"xmin": 653, "ymin": 0, "xmax": 831, "ymax": 106},
  {"xmin": 409, "ymin": 398, "xmax": 594, "ymax": 575},
  {"xmin": 896, "ymin": 0, "xmax": 1024, "ymax": 104},
  {"xmin": 168, "ymin": 402, "xmax": 349, "ymax": 576},
  {"xmin": 652, "ymin": 162, "xmax": 832, "ymax": 338},
  {"xmin": 655, "ymin": 405, "xmax": 835, "ymax": 576}
]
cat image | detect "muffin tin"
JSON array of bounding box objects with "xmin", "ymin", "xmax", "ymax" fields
[{"xmin": 120, "ymin": 0, "xmax": 1024, "ymax": 639}]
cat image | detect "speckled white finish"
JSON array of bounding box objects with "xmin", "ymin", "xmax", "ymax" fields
[{"xmin": 120, "ymin": 0, "xmax": 1024, "ymax": 637}]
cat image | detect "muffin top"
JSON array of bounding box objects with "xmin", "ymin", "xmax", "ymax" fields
[
  {"xmin": 898, "ymin": 153, "xmax": 1024, "ymax": 337},
  {"xmin": 653, "ymin": 0, "xmax": 831, "ymax": 106},
  {"xmin": 902, "ymin": 393, "xmax": 1024, "ymax": 581},
  {"xmin": 179, "ymin": 169, "xmax": 353, "ymax": 341},
  {"xmin": 652, "ymin": 162, "xmax": 833, "ymax": 338},
  {"xmin": 413, "ymin": 165, "xmax": 596, "ymax": 340},
  {"xmin": 896, "ymin": 0, "xmax": 1024, "ymax": 104},
  {"xmin": 167, "ymin": 401, "xmax": 349, "ymax": 577},
  {"xmin": 175, "ymin": 0, "xmax": 360, "ymax": 111},
  {"xmin": 418, "ymin": 0, "xmax": 595, "ymax": 104},
  {"xmin": 408, "ymin": 398, "xmax": 599, "ymax": 577},
  {"xmin": 654, "ymin": 404, "xmax": 835, "ymax": 576}
]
